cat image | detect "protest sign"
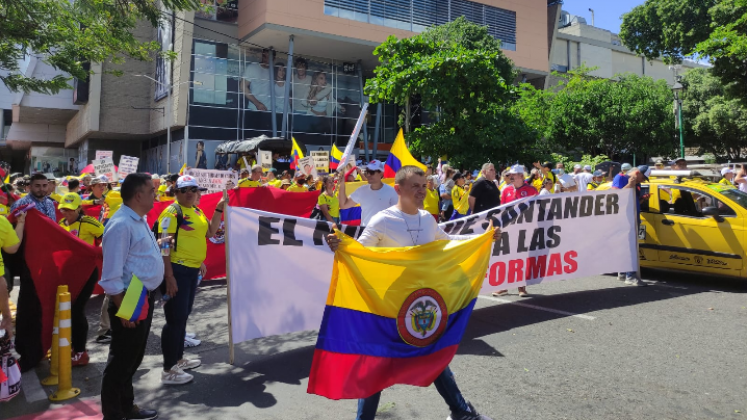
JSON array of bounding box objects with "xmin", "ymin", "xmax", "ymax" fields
[
  {"xmin": 311, "ymin": 151, "xmax": 329, "ymax": 173},
  {"xmin": 185, "ymin": 168, "xmax": 238, "ymax": 194},
  {"xmin": 92, "ymin": 158, "xmax": 117, "ymax": 181},
  {"xmin": 118, "ymin": 155, "xmax": 139, "ymax": 179},
  {"xmin": 226, "ymin": 189, "xmax": 638, "ymax": 343},
  {"xmin": 95, "ymin": 150, "xmax": 113, "ymax": 161},
  {"xmin": 258, "ymin": 150, "xmax": 272, "ymax": 172},
  {"xmin": 298, "ymin": 156, "xmax": 317, "ymax": 177}
]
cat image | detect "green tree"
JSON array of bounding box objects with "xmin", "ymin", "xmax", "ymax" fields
[
  {"xmin": 682, "ymin": 68, "xmax": 747, "ymax": 161},
  {"xmin": 1, "ymin": 0, "xmax": 202, "ymax": 94},
  {"xmin": 529, "ymin": 69, "xmax": 676, "ymax": 159},
  {"xmin": 364, "ymin": 17, "xmax": 536, "ymax": 168}
]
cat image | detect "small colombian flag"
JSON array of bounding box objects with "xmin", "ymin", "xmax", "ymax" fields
[
  {"xmin": 290, "ymin": 137, "xmax": 305, "ymax": 170},
  {"xmin": 115, "ymin": 275, "xmax": 149, "ymax": 322},
  {"xmin": 329, "ymin": 144, "xmax": 344, "ymax": 171},
  {"xmin": 178, "ymin": 163, "xmax": 187, "ymax": 176},
  {"xmin": 307, "ymin": 228, "xmax": 494, "ymax": 400},
  {"xmin": 383, "ymin": 129, "xmax": 427, "ymax": 178}
]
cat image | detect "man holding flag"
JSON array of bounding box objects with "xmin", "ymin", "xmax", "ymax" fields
[
  {"xmin": 325, "ymin": 166, "xmax": 498, "ymax": 420},
  {"xmin": 337, "ymin": 160, "xmax": 398, "ymax": 226}
]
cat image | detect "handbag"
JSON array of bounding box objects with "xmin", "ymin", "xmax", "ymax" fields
[
  {"xmin": 0, "ymin": 334, "xmax": 21, "ymax": 402},
  {"xmin": 309, "ymin": 206, "xmax": 325, "ymax": 221}
]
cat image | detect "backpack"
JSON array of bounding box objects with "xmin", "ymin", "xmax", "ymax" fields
[{"xmin": 152, "ymin": 203, "xmax": 184, "ymax": 252}]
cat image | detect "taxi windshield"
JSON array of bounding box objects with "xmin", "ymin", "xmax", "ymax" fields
[{"xmin": 710, "ymin": 185, "xmax": 747, "ymax": 210}]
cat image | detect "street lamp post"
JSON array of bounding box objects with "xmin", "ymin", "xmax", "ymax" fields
[
  {"xmin": 134, "ymin": 74, "xmax": 201, "ymax": 173},
  {"xmin": 671, "ymin": 77, "xmax": 685, "ymax": 159}
]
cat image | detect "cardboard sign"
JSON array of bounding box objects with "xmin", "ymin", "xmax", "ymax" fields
[
  {"xmin": 311, "ymin": 151, "xmax": 329, "ymax": 173},
  {"xmin": 184, "ymin": 168, "xmax": 239, "ymax": 194},
  {"xmin": 298, "ymin": 156, "xmax": 317, "ymax": 178},
  {"xmin": 258, "ymin": 150, "xmax": 273, "ymax": 172},
  {"xmin": 92, "ymin": 158, "xmax": 117, "ymax": 182},
  {"xmin": 118, "ymin": 155, "xmax": 139, "ymax": 180},
  {"xmin": 95, "ymin": 150, "xmax": 113, "ymax": 161}
]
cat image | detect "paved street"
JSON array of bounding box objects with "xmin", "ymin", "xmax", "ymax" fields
[{"xmin": 3, "ymin": 270, "xmax": 746, "ymax": 420}]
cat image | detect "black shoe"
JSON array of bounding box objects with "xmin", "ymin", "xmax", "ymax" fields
[
  {"xmin": 96, "ymin": 332, "xmax": 112, "ymax": 344},
  {"xmin": 126, "ymin": 406, "xmax": 158, "ymax": 420},
  {"xmin": 447, "ymin": 402, "xmax": 492, "ymax": 420}
]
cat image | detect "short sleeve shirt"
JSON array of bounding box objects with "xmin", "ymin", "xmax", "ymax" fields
[
  {"xmin": 157, "ymin": 204, "xmax": 208, "ymax": 268},
  {"xmin": 501, "ymin": 183, "xmax": 539, "ymax": 204},
  {"xmin": 287, "ymin": 183, "xmax": 308, "ymax": 192},
  {"xmin": 349, "ymin": 184, "xmax": 399, "ymax": 226},
  {"xmin": 0, "ymin": 217, "xmax": 19, "ymax": 276},
  {"xmin": 318, "ymin": 193, "xmax": 340, "ymax": 218},
  {"xmin": 60, "ymin": 215, "xmax": 105, "ymax": 246},
  {"xmin": 243, "ymin": 63, "xmax": 271, "ymax": 110},
  {"xmin": 423, "ymin": 188, "xmax": 440, "ymax": 216},
  {"xmin": 469, "ymin": 178, "xmax": 501, "ymax": 213},
  {"xmin": 452, "ymin": 185, "xmax": 470, "ymax": 215},
  {"xmin": 238, "ymin": 178, "xmax": 261, "ymax": 188}
]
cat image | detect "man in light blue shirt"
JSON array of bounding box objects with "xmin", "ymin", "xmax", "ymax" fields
[{"xmin": 99, "ymin": 173, "xmax": 162, "ymax": 420}]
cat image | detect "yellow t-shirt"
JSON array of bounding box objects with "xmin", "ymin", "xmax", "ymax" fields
[
  {"xmin": 317, "ymin": 192, "xmax": 340, "ymax": 218},
  {"xmin": 531, "ymin": 178, "xmax": 543, "ymax": 192},
  {"xmin": 101, "ymin": 190, "xmax": 123, "ymax": 223},
  {"xmin": 267, "ymin": 179, "xmax": 283, "ymax": 188},
  {"xmin": 0, "ymin": 204, "xmax": 9, "ymax": 217},
  {"xmin": 287, "ymin": 183, "xmax": 307, "ymax": 192},
  {"xmin": 59, "ymin": 215, "xmax": 104, "ymax": 246},
  {"xmin": 452, "ymin": 185, "xmax": 470, "ymax": 215},
  {"xmin": 157, "ymin": 204, "xmax": 208, "ymax": 268},
  {"xmin": 424, "ymin": 188, "xmax": 440, "ymax": 216},
  {"xmin": 238, "ymin": 178, "xmax": 261, "ymax": 188},
  {"xmin": 0, "ymin": 217, "xmax": 20, "ymax": 276}
]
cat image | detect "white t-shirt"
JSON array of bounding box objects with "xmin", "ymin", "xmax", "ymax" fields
[
  {"xmin": 539, "ymin": 188, "xmax": 551, "ymax": 196},
  {"xmin": 349, "ymin": 184, "xmax": 399, "ymax": 226},
  {"xmin": 292, "ymin": 73, "xmax": 312, "ymax": 113},
  {"xmin": 243, "ymin": 63, "xmax": 271, "ymax": 110},
  {"xmin": 558, "ymin": 173, "xmax": 577, "ymax": 188},
  {"xmin": 576, "ymin": 172, "xmax": 594, "ymax": 191},
  {"xmin": 359, "ymin": 207, "xmax": 474, "ymax": 247}
]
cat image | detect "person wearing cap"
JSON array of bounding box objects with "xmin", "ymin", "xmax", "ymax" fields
[
  {"xmin": 287, "ymin": 172, "xmax": 309, "ymax": 192},
  {"xmin": 82, "ymin": 176, "xmax": 109, "ymax": 206},
  {"xmin": 587, "ymin": 170, "xmax": 605, "ymax": 190},
  {"xmin": 720, "ymin": 167, "xmax": 735, "ymax": 186},
  {"xmin": 450, "ymin": 172, "xmax": 471, "ymax": 220},
  {"xmin": 611, "ymin": 165, "xmax": 650, "ymax": 286},
  {"xmin": 671, "ymin": 158, "xmax": 687, "ymax": 170},
  {"xmin": 654, "ymin": 159, "xmax": 665, "ymax": 170},
  {"xmin": 338, "ymin": 160, "xmax": 398, "ymax": 226},
  {"xmin": 239, "ymin": 167, "xmax": 250, "ymax": 180},
  {"xmin": 280, "ymin": 179, "xmax": 292, "ymax": 190},
  {"xmin": 58, "ymin": 192, "xmax": 105, "ymax": 367},
  {"xmin": 157, "ymin": 175, "xmax": 225, "ymax": 385},
  {"xmin": 238, "ymin": 165, "xmax": 263, "ymax": 188}
]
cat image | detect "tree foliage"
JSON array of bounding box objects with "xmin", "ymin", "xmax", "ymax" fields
[
  {"xmin": 364, "ymin": 17, "xmax": 537, "ymax": 168},
  {"xmin": 619, "ymin": 0, "xmax": 747, "ymax": 101},
  {"xmin": 0, "ymin": 0, "xmax": 203, "ymax": 94},
  {"xmin": 682, "ymin": 68, "xmax": 747, "ymax": 161}
]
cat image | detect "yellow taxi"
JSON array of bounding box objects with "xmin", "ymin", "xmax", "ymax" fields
[{"xmin": 599, "ymin": 170, "xmax": 747, "ymax": 278}]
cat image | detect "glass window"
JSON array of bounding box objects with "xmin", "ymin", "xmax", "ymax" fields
[
  {"xmin": 196, "ymin": 0, "xmax": 238, "ymax": 23},
  {"xmin": 658, "ymin": 186, "xmax": 735, "ymax": 217}
]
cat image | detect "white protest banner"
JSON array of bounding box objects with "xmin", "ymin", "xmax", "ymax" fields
[
  {"xmin": 298, "ymin": 156, "xmax": 317, "ymax": 178},
  {"xmin": 92, "ymin": 158, "xmax": 117, "ymax": 181},
  {"xmin": 258, "ymin": 150, "xmax": 272, "ymax": 172},
  {"xmin": 226, "ymin": 189, "xmax": 638, "ymax": 343},
  {"xmin": 118, "ymin": 155, "xmax": 139, "ymax": 179},
  {"xmin": 311, "ymin": 151, "xmax": 329, "ymax": 173},
  {"xmin": 185, "ymin": 168, "xmax": 238, "ymax": 194},
  {"xmin": 95, "ymin": 150, "xmax": 113, "ymax": 161}
]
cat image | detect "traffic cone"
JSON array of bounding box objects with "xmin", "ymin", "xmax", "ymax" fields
[
  {"xmin": 49, "ymin": 290, "xmax": 80, "ymax": 401},
  {"xmin": 41, "ymin": 285, "xmax": 67, "ymax": 386}
]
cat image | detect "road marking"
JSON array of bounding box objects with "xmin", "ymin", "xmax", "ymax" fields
[
  {"xmin": 21, "ymin": 369, "xmax": 47, "ymax": 402},
  {"xmin": 477, "ymin": 295, "xmax": 596, "ymax": 320}
]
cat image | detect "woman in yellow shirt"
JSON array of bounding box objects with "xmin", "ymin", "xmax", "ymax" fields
[
  {"xmin": 450, "ymin": 173, "xmax": 471, "ymax": 220},
  {"xmin": 423, "ymin": 177, "xmax": 440, "ymax": 222},
  {"xmin": 317, "ymin": 176, "xmax": 339, "ymax": 224}
]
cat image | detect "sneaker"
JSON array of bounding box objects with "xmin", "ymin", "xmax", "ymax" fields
[
  {"xmin": 625, "ymin": 278, "xmax": 647, "ymax": 287},
  {"xmin": 161, "ymin": 366, "xmax": 193, "ymax": 385},
  {"xmin": 184, "ymin": 336, "xmax": 201, "ymax": 348},
  {"xmin": 617, "ymin": 273, "xmax": 626, "ymax": 281},
  {"xmin": 96, "ymin": 331, "xmax": 112, "ymax": 344},
  {"xmin": 185, "ymin": 332, "xmax": 196, "ymax": 339},
  {"xmin": 126, "ymin": 405, "xmax": 158, "ymax": 420},
  {"xmin": 72, "ymin": 351, "xmax": 89, "ymax": 367},
  {"xmin": 176, "ymin": 358, "xmax": 201, "ymax": 370},
  {"xmin": 447, "ymin": 402, "xmax": 493, "ymax": 420},
  {"xmin": 491, "ymin": 290, "xmax": 508, "ymax": 297}
]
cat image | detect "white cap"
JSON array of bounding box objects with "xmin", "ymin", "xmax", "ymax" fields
[
  {"xmin": 721, "ymin": 167, "xmax": 734, "ymax": 176},
  {"xmin": 366, "ymin": 160, "xmax": 384, "ymax": 172},
  {"xmin": 507, "ymin": 164, "xmax": 525, "ymax": 175},
  {"xmin": 573, "ymin": 164, "xmax": 582, "ymax": 169},
  {"xmin": 584, "ymin": 165, "xmax": 592, "ymax": 171},
  {"xmin": 151, "ymin": 174, "xmax": 160, "ymax": 180}
]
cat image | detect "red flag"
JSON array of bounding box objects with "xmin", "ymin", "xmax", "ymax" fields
[
  {"xmin": 81, "ymin": 204, "xmax": 102, "ymax": 219},
  {"xmin": 23, "ymin": 210, "xmax": 103, "ymax": 352},
  {"xmin": 228, "ymin": 187, "xmax": 320, "ymax": 217}
]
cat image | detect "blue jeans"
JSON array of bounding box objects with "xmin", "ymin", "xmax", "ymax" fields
[
  {"xmin": 355, "ymin": 366, "xmax": 468, "ymax": 420},
  {"xmin": 162, "ymin": 263, "xmax": 199, "ymax": 370}
]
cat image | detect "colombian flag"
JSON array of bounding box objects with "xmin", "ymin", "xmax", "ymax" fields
[
  {"xmin": 307, "ymin": 228, "xmax": 494, "ymax": 400},
  {"xmin": 338, "ymin": 179, "xmax": 395, "ymax": 226},
  {"xmin": 178, "ymin": 163, "xmax": 187, "ymax": 176},
  {"xmin": 383, "ymin": 129, "xmax": 427, "ymax": 178},
  {"xmin": 330, "ymin": 144, "xmax": 344, "ymax": 171},
  {"xmin": 290, "ymin": 137, "xmax": 305, "ymax": 170},
  {"xmin": 115, "ymin": 275, "xmax": 149, "ymax": 322}
]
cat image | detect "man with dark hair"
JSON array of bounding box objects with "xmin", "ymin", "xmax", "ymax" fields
[
  {"xmin": 99, "ymin": 173, "xmax": 164, "ymax": 420},
  {"xmin": 68, "ymin": 178, "xmax": 81, "ymax": 195},
  {"xmin": 326, "ymin": 165, "xmax": 498, "ymax": 420},
  {"xmin": 11, "ymin": 173, "xmax": 56, "ymax": 220}
]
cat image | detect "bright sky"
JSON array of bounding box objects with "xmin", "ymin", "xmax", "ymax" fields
[{"xmin": 561, "ymin": 0, "xmax": 646, "ymax": 34}]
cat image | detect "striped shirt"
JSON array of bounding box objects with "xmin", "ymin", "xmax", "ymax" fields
[{"xmin": 99, "ymin": 204, "xmax": 164, "ymax": 295}]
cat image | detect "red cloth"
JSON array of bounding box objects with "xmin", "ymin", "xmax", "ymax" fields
[
  {"xmin": 228, "ymin": 187, "xmax": 320, "ymax": 217},
  {"xmin": 81, "ymin": 204, "xmax": 102, "ymax": 219},
  {"xmin": 23, "ymin": 210, "xmax": 103, "ymax": 353}
]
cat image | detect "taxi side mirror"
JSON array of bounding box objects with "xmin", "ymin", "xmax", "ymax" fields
[{"xmin": 702, "ymin": 206, "xmax": 724, "ymax": 222}]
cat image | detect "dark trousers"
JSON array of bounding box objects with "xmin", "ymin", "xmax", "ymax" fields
[
  {"xmin": 71, "ymin": 268, "xmax": 99, "ymax": 353},
  {"xmin": 161, "ymin": 263, "xmax": 199, "ymax": 370},
  {"xmin": 101, "ymin": 293, "xmax": 155, "ymax": 420},
  {"xmin": 14, "ymin": 258, "xmax": 43, "ymax": 372},
  {"xmin": 356, "ymin": 366, "xmax": 468, "ymax": 420}
]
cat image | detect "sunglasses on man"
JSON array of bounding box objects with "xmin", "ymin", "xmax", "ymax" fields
[
  {"xmin": 178, "ymin": 187, "xmax": 199, "ymax": 194},
  {"xmin": 365, "ymin": 170, "xmax": 381, "ymax": 175}
]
